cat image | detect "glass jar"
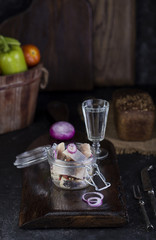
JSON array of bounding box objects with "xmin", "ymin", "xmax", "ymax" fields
[{"xmin": 47, "ymin": 143, "xmax": 96, "ymax": 190}]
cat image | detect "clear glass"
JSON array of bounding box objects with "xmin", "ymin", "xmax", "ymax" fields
[
  {"xmin": 82, "ymin": 99, "xmax": 109, "ymax": 159},
  {"xmin": 47, "ymin": 143, "xmax": 96, "ymax": 190}
]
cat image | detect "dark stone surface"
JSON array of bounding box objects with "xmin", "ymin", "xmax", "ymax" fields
[
  {"xmin": 0, "ymin": 0, "xmax": 156, "ymax": 85},
  {"xmin": 0, "ymin": 86, "xmax": 156, "ymax": 239}
]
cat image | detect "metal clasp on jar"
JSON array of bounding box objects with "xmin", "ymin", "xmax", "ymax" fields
[{"xmin": 85, "ymin": 163, "xmax": 111, "ymax": 191}]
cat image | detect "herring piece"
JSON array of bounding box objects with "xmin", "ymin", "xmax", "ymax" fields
[
  {"xmin": 80, "ymin": 143, "xmax": 92, "ymax": 158},
  {"xmin": 63, "ymin": 148, "xmax": 87, "ymax": 162},
  {"xmin": 56, "ymin": 142, "xmax": 65, "ymax": 160},
  {"xmin": 59, "ymin": 176, "xmax": 71, "ymax": 189},
  {"xmin": 50, "ymin": 165, "xmax": 60, "ymax": 181},
  {"xmin": 59, "ymin": 176, "xmax": 84, "ymax": 189},
  {"xmin": 51, "ymin": 172, "xmax": 60, "ymax": 181},
  {"xmin": 52, "ymin": 160, "xmax": 86, "ymax": 179}
]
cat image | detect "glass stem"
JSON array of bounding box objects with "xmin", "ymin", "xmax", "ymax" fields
[{"xmin": 92, "ymin": 141, "xmax": 101, "ymax": 155}]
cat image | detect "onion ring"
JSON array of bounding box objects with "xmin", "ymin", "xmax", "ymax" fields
[
  {"xmin": 82, "ymin": 192, "xmax": 104, "ymax": 207},
  {"xmin": 87, "ymin": 197, "xmax": 103, "ymax": 207},
  {"xmin": 67, "ymin": 143, "xmax": 77, "ymax": 154}
]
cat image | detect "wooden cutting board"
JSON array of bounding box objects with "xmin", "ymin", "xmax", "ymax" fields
[
  {"xmin": 0, "ymin": 0, "xmax": 93, "ymax": 91},
  {"xmin": 19, "ymin": 132, "xmax": 128, "ymax": 228}
]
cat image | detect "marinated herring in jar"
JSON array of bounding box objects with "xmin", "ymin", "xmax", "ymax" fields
[{"xmin": 47, "ymin": 142, "xmax": 95, "ymax": 190}]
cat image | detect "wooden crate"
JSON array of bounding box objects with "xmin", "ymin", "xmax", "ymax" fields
[{"xmin": 0, "ymin": 64, "xmax": 45, "ymax": 134}]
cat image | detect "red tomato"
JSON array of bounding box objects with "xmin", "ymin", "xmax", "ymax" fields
[{"xmin": 22, "ymin": 44, "xmax": 41, "ymax": 67}]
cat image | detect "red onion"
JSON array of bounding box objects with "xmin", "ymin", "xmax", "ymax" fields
[
  {"xmin": 49, "ymin": 121, "xmax": 75, "ymax": 140},
  {"xmin": 53, "ymin": 149, "xmax": 57, "ymax": 159},
  {"xmin": 67, "ymin": 143, "xmax": 77, "ymax": 154},
  {"xmin": 87, "ymin": 197, "xmax": 103, "ymax": 207},
  {"xmin": 82, "ymin": 192, "xmax": 104, "ymax": 207}
]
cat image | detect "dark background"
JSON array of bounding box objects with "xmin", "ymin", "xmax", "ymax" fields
[{"xmin": 0, "ymin": 0, "xmax": 156, "ymax": 85}]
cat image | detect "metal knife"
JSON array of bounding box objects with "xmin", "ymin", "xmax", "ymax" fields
[{"xmin": 141, "ymin": 165, "xmax": 156, "ymax": 216}]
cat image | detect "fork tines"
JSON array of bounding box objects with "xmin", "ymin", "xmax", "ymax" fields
[{"xmin": 133, "ymin": 185, "xmax": 142, "ymax": 199}]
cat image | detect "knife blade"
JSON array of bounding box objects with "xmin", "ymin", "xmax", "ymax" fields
[{"xmin": 141, "ymin": 165, "xmax": 156, "ymax": 216}]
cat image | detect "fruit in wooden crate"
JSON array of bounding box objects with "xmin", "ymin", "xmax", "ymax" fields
[
  {"xmin": 22, "ymin": 44, "xmax": 41, "ymax": 67},
  {"xmin": 0, "ymin": 35, "xmax": 27, "ymax": 75}
]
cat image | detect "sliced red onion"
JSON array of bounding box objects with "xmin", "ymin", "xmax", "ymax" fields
[
  {"xmin": 82, "ymin": 192, "xmax": 104, "ymax": 201},
  {"xmin": 53, "ymin": 149, "xmax": 57, "ymax": 159},
  {"xmin": 82, "ymin": 192, "xmax": 104, "ymax": 207},
  {"xmin": 49, "ymin": 121, "xmax": 75, "ymax": 140},
  {"xmin": 67, "ymin": 143, "xmax": 77, "ymax": 154},
  {"xmin": 87, "ymin": 197, "xmax": 103, "ymax": 207}
]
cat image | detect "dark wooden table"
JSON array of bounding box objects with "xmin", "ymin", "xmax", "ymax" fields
[{"xmin": 0, "ymin": 86, "xmax": 156, "ymax": 239}]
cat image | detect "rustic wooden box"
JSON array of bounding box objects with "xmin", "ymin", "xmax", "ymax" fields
[{"xmin": 0, "ymin": 63, "xmax": 47, "ymax": 134}]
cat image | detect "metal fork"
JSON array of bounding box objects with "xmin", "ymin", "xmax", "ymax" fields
[{"xmin": 133, "ymin": 185, "xmax": 154, "ymax": 231}]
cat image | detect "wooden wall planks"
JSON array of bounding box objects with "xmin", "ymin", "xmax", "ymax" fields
[
  {"xmin": 89, "ymin": 0, "xmax": 135, "ymax": 86},
  {"xmin": 0, "ymin": 0, "xmax": 93, "ymax": 91},
  {"xmin": 0, "ymin": 0, "xmax": 135, "ymax": 90}
]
